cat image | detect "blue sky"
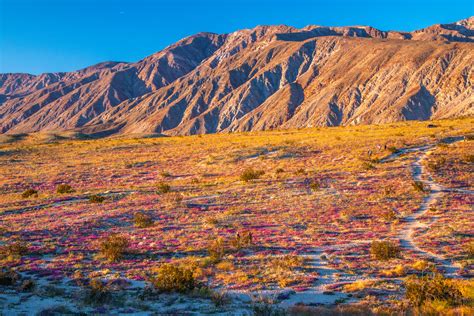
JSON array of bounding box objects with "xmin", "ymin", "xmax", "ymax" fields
[{"xmin": 0, "ymin": 0, "xmax": 472, "ymax": 74}]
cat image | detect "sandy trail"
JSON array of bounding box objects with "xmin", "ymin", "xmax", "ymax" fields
[{"xmin": 392, "ymin": 136, "xmax": 466, "ymax": 276}]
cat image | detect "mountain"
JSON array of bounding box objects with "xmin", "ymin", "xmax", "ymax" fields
[{"xmin": 1, "ymin": 17, "xmax": 473, "ymax": 136}]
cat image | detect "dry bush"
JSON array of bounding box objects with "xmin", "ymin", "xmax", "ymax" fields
[
  {"xmin": 83, "ymin": 278, "xmax": 111, "ymax": 305},
  {"xmin": 370, "ymin": 240, "xmax": 400, "ymax": 260},
  {"xmin": 208, "ymin": 237, "xmax": 226, "ymax": 263},
  {"xmin": 98, "ymin": 234, "xmax": 129, "ymax": 262},
  {"xmin": 156, "ymin": 182, "xmax": 171, "ymax": 194},
  {"xmin": 89, "ymin": 195, "xmax": 105, "ymax": 203},
  {"xmin": 405, "ymin": 274, "xmax": 462, "ymax": 307},
  {"xmin": 1, "ymin": 241, "xmax": 29, "ymax": 259},
  {"xmin": 161, "ymin": 192, "xmax": 183, "ymax": 207},
  {"xmin": 150, "ymin": 263, "xmax": 196, "ymax": 293},
  {"xmin": 21, "ymin": 188, "xmax": 38, "ymax": 198},
  {"xmin": 240, "ymin": 168, "xmax": 265, "ymax": 182},
  {"xmin": 56, "ymin": 184, "xmax": 74, "ymax": 194},
  {"xmin": 0, "ymin": 268, "xmax": 19, "ymax": 286},
  {"xmin": 133, "ymin": 212, "xmax": 154, "ymax": 228},
  {"xmin": 412, "ymin": 181, "xmax": 426, "ymax": 193}
]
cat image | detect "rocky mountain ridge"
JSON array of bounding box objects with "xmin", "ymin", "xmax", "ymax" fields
[{"xmin": 1, "ymin": 17, "xmax": 472, "ymax": 136}]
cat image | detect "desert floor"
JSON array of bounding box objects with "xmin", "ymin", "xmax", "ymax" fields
[{"xmin": 0, "ymin": 118, "xmax": 473, "ymax": 315}]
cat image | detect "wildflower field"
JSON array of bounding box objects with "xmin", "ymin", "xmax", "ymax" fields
[{"xmin": 0, "ymin": 118, "xmax": 473, "ymax": 314}]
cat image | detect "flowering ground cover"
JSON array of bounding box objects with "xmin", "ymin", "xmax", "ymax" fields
[{"xmin": 0, "ymin": 118, "xmax": 473, "ymax": 314}]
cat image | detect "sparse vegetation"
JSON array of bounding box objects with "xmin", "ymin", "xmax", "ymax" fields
[
  {"xmin": 98, "ymin": 234, "xmax": 129, "ymax": 262},
  {"xmin": 208, "ymin": 237, "xmax": 226, "ymax": 263},
  {"xmin": 89, "ymin": 194, "xmax": 105, "ymax": 203},
  {"xmin": 21, "ymin": 188, "xmax": 38, "ymax": 198},
  {"xmin": 150, "ymin": 263, "xmax": 196, "ymax": 293},
  {"xmin": 412, "ymin": 180, "xmax": 426, "ymax": 193},
  {"xmin": 133, "ymin": 212, "xmax": 154, "ymax": 228},
  {"xmin": 1, "ymin": 241, "xmax": 28, "ymax": 259},
  {"xmin": 156, "ymin": 182, "xmax": 171, "ymax": 194},
  {"xmin": 240, "ymin": 168, "xmax": 265, "ymax": 182},
  {"xmin": 405, "ymin": 274, "xmax": 462, "ymax": 307},
  {"xmin": 56, "ymin": 184, "xmax": 74, "ymax": 194},
  {"xmin": 370, "ymin": 240, "xmax": 400, "ymax": 260}
]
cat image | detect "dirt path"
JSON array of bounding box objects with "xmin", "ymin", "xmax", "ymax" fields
[{"xmin": 390, "ymin": 136, "xmax": 467, "ymax": 276}]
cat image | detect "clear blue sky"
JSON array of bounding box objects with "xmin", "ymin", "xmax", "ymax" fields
[{"xmin": 0, "ymin": 0, "xmax": 472, "ymax": 74}]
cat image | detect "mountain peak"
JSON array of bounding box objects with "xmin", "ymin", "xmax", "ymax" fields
[{"xmin": 1, "ymin": 18, "xmax": 472, "ymax": 136}]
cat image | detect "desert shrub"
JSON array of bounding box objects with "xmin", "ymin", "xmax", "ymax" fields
[
  {"xmin": 271, "ymin": 255, "xmax": 304, "ymax": 271},
  {"xmin": 251, "ymin": 295, "xmax": 286, "ymax": 316},
  {"xmin": 240, "ymin": 168, "xmax": 265, "ymax": 182},
  {"xmin": 295, "ymin": 168, "xmax": 306, "ymax": 175},
  {"xmin": 230, "ymin": 231, "xmax": 253, "ymax": 250},
  {"xmin": 387, "ymin": 146, "xmax": 399, "ymax": 154},
  {"xmin": 0, "ymin": 268, "xmax": 19, "ymax": 286},
  {"xmin": 56, "ymin": 184, "xmax": 74, "ymax": 194},
  {"xmin": 466, "ymin": 241, "xmax": 474, "ymax": 259},
  {"xmin": 21, "ymin": 188, "xmax": 38, "ymax": 198},
  {"xmin": 98, "ymin": 234, "xmax": 129, "ymax": 262},
  {"xmin": 370, "ymin": 240, "xmax": 400, "ymax": 260},
  {"xmin": 427, "ymin": 157, "xmax": 447, "ymax": 172},
  {"xmin": 160, "ymin": 171, "xmax": 172, "ymax": 178},
  {"xmin": 89, "ymin": 195, "xmax": 105, "ymax": 203},
  {"xmin": 1, "ymin": 241, "xmax": 28, "ymax": 259},
  {"xmin": 381, "ymin": 209, "xmax": 397, "ymax": 222},
  {"xmin": 156, "ymin": 182, "xmax": 171, "ymax": 194},
  {"xmin": 380, "ymin": 264, "xmax": 406, "ymax": 277},
  {"xmin": 161, "ymin": 192, "xmax": 183, "ymax": 207},
  {"xmin": 412, "ymin": 260, "xmax": 436, "ymax": 273},
  {"xmin": 412, "ymin": 181, "xmax": 426, "ymax": 193},
  {"xmin": 405, "ymin": 274, "xmax": 462, "ymax": 307},
  {"xmin": 150, "ymin": 263, "xmax": 196, "ymax": 293},
  {"xmin": 361, "ymin": 161, "xmax": 375, "ymax": 171},
  {"xmin": 19, "ymin": 279, "xmax": 36, "ymax": 292},
  {"xmin": 463, "ymin": 154, "xmax": 474, "ymax": 163},
  {"xmin": 83, "ymin": 278, "xmax": 111, "ymax": 305},
  {"xmin": 133, "ymin": 212, "xmax": 154, "ymax": 228},
  {"xmin": 208, "ymin": 237, "xmax": 226, "ymax": 263},
  {"xmin": 309, "ymin": 180, "xmax": 320, "ymax": 191}
]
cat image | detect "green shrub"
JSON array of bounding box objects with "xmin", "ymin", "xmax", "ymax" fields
[
  {"xmin": 89, "ymin": 195, "xmax": 105, "ymax": 203},
  {"xmin": 370, "ymin": 240, "xmax": 400, "ymax": 260},
  {"xmin": 98, "ymin": 234, "xmax": 129, "ymax": 262},
  {"xmin": 56, "ymin": 184, "xmax": 74, "ymax": 194},
  {"xmin": 405, "ymin": 274, "xmax": 462, "ymax": 307},
  {"xmin": 240, "ymin": 168, "xmax": 265, "ymax": 182},
  {"xmin": 21, "ymin": 188, "xmax": 38, "ymax": 198},
  {"xmin": 156, "ymin": 182, "xmax": 171, "ymax": 194},
  {"xmin": 150, "ymin": 263, "xmax": 196, "ymax": 293},
  {"xmin": 133, "ymin": 212, "xmax": 154, "ymax": 228}
]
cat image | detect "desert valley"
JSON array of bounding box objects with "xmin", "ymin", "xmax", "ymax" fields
[{"xmin": 0, "ymin": 13, "xmax": 473, "ymax": 316}]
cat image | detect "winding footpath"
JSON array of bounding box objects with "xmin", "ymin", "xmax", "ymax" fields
[{"xmin": 387, "ymin": 136, "xmax": 472, "ymax": 277}]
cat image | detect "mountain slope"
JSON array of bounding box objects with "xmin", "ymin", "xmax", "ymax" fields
[{"xmin": 1, "ymin": 17, "xmax": 473, "ymax": 135}]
